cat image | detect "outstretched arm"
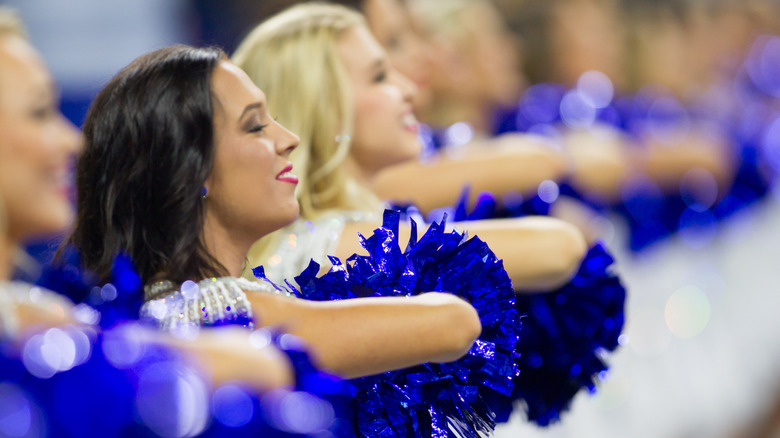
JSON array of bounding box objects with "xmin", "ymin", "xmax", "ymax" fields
[
  {"xmin": 5, "ymin": 292, "xmax": 296, "ymax": 391},
  {"xmin": 372, "ymin": 133, "xmax": 568, "ymax": 214},
  {"xmin": 245, "ymin": 291, "xmax": 481, "ymax": 378},
  {"xmin": 163, "ymin": 327, "xmax": 295, "ymax": 389},
  {"xmin": 336, "ymin": 216, "xmax": 587, "ymax": 293}
]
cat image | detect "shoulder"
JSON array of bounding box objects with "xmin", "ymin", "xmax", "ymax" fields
[
  {"xmin": 261, "ymin": 210, "xmax": 379, "ymax": 283},
  {"xmin": 142, "ymin": 277, "xmax": 292, "ymax": 331}
]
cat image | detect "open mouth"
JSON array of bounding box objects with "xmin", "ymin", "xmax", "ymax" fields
[
  {"xmin": 276, "ymin": 164, "xmax": 299, "ymax": 184},
  {"xmin": 402, "ymin": 111, "xmax": 419, "ymax": 133}
]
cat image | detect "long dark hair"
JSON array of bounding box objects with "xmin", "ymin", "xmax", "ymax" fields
[{"xmin": 65, "ymin": 45, "xmax": 228, "ymax": 286}]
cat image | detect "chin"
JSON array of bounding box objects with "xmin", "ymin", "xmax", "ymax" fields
[
  {"xmin": 401, "ymin": 137, "xmax": 423, "ymax": 160},
  {"xmin": 15, "ymin": 210, "xmax": 72, "ymax": 241},
  {"xmin": 280, "ymin": 201, "xmax": 301, "ymax": 227}
]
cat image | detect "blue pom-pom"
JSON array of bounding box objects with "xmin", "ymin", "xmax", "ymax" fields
[
  {"xmin": 395, "ymin": 189, "xmax": 627, "ymax": 427},
  {"xmin": 262, "ymin": 210, "xmax": 520, "ymax": 437},
  {"xmin": 0, "ymin": 322, "xmax": 352, "ymax": 437},
  {"xmin": 36, "ymin": 248, "xmax": 144, "ymax": 328},
  {"xmin": 508, "ymin": 243, "xmax": 626, "ymax": 425}
]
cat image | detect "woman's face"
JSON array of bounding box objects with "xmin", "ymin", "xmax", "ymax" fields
[
  {"xmin": 338, "ymin": 25, "xmax": 421, "ymax": 176},
  {"xmin": 418, "ymin": 1, "xmax": 523, "ymax": 109},
  {"xmin": 363, "ymin": 0, "xmax": 433, "ymax": 112},
  {"xmin": 0, "ymin": 35, "xmax": 80, "ymax": 243},
  {"xmin": 550, "ymin": 0, "xmax": 625, "ymax": 87},
  {"xmin": 461, "ymin": 2, "xmax": 523, "ymax": 107},
  {"xmin": 207, "ymin": 60, "xmax": 300, "ymax": 240}
]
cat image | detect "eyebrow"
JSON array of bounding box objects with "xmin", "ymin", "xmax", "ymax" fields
[{"xmin": 239, "ymin": 102, "xmax": 264, "ymax": 121}]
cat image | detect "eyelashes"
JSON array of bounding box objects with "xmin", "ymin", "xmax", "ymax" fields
[
  {"xmin": 374, "ymin": 69, "xmax": 387, "ymax": 83},
  {"xmin": 244, "ymin": 115, "xmax": 278, "ymax": 134},
  {"xmin": 247, "ymin": 123, "xmax": 268, "ymax": 133}
]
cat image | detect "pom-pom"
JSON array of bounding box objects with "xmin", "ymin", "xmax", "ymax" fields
[
  {"xmin": 397, "ymin": 189, "xmax": 627, "ymax": 426},
  {"xmin": 0, "ymin": 323, "xmax": 351, "ymax": 437},
  {"xmin": 256, "ymin": 210, "xmax": 520, "ymax": 437},
  {"xmin": 36, "ymin": 249, "xmax": 144, "ymax": 328},
  {"xmin": 508, "ymin": 243, "xmax": 626, "ymax": 425}
]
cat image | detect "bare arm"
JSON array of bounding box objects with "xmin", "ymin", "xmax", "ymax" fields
[
  {"xmin": 164, "ymin": 327, "xmax": 295, "ymax": 389},
  {"xmin": 563, "ymin": 126, "xmax": 634, "ymax": 203},
  {"xmin": 638, "ymin": 129, "xmax": 735, "ymax": 192},
  {"xmin": 562, "ymin": 123, "xmax": 735, "ymax": 202},
  {"xmin": 8, "ymin": 298, "xmax": 295, "ymax": 391},
  {"xmin": 245, "ymin": 291, "xmax": 481, "ymax": 378},
  {"xmin": 456, "ymin": 217, "xmax": 587, "ymax": 291},
  {"xmin": 372, "ymin": 133, "xmax": 568, "ymax": 214},
  {"xmin": 335, "ymin": 216, "xmax": 587, "ymax": 293}
]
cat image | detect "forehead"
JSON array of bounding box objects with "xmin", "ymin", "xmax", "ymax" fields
[
  {"xmin": 210, "ymin": 60, "xmax": 266, "ymax": 116},
  {"xmin": 338, "ymin": 26, "xmax": 386, "ymax": 73},
  {"xmin": 365, "ymin": 0, "xmax": 407, "ymax": 34},
  {"xmin": 0, "ymin": 35, "xmax": 50, "ymax": 104}
]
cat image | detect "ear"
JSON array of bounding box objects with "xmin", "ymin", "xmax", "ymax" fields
[{"xmin": 202, "ymin": 177, "xmax": 213, "ymax": 200}]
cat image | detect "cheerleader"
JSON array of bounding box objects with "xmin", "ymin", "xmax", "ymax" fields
[
  {"xmin": 0, "ymin": 10, "xmax": 351, "ymax": 436},
  {"xmin": 233, "ymin": 2, "xmax": 625, "ymax": 427},
  {"xmin": 64, "ymin": 41, "xmax": 492, "ymax": 381},
  {"xmin": 233, "ymin": 2, "xmax": 588, "ymax": 293}
]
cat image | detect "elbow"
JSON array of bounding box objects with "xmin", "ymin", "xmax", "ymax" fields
[
  {"xmin": 510, "ymin": 218, "xmax": 587, "ymax": 292},
  {"xmin": 543, "ymin": 221, "xmax": 588, "ymax": 289},
  {"xmin": 418, "ymin": 293, "xmax": 481, "ymax": 362},
  {"xmin": 543, "ymin": 148, "xmax": 570, "ymax": 181}
]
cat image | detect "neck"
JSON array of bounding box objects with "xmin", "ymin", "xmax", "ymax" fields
[
  {"xmin": 202, "ymin": 216, "xmax": 251, "ymax": 279},
  {"xmin": 427, "ymin": 95, "xmax": 493, "ymax": 135},
  {"xmin": 343, "ymin": 155, "xmax": 375, "ymax": 191},
  {"xmin": 0, "ymin": 237, "xmax": 14, "ymax": 282}
]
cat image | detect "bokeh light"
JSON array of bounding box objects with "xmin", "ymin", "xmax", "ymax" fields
[
  {"xmin": 444, "ymin": 122, "xmax": 475, "ymax": 146},
  {"xmin": 262, "ymin": 389, "xmax": 335, "ymax": 435},
  {"xmin": 136, "ymin": 362, "xmax": 210, "ymax": 438},
  {"xmin": 576, "ymin": 71, "xmax": 614, "ymax": 109},
  {"xmin": 537, "ymin": 180, "xmax": 560, "ymax": 204},
  {"xmin": 0, "ymin": 383, "xmax": 35, "ymax": 438},
  {"xmin": 560, "ymin": 90, "xmax": 597, "ymax": 129},
  {"xmin": 664, "ymin": 286, "xmax": 711, "ymax": 339},
  {"xmin": 212, "ymin": 385, "xmax": 255, "ymax": 428}
]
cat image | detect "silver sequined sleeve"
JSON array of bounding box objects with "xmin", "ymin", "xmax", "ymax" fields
[{"xmin": 141, "ymin": 277, "xmax": 288, "ymax": 333}]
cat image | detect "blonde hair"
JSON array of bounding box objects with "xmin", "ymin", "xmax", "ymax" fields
[
  {"xmin": 0, "ymin": 7, "xmax": 27, "ymax": 39},
  {"xmin": 232, "ymin": 3, "xmax": 382, "ymax": 272},
  {"xmin": 408, "ymin": 0, "xmax": 485, "ymax": 43}
]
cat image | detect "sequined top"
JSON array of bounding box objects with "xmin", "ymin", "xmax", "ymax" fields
[
  {"xmin": 141, "ymin": 276, "xmax": 292, "ymax": 333},
  {"xmin": 261, "ymin": 210, "xmax": 380, "ymax": 284}
]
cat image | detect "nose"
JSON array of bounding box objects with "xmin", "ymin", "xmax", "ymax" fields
[
  {"xmin": 58, "ymin": 114, "xmax": 82, "ymax": 154},
  {"xmin": 273, "ymin": 119, "xmax": 299, "ymax": 157},
  {"xmin": 392, "ymin": 70, "xmax": 418, "ymax": 104}
]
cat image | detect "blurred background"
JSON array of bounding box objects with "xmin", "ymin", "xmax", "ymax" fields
[{"xmin": 3, "ymin": 0, "xmax": 780, "ymax": 437}]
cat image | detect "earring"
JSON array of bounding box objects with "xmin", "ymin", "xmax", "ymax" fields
[
  {"xmin": 334, "ymin": 134, "xmax": 350, "ymax": 144},
  {"xmin": 200, "ymin": 187, "xmax": 208, "ymax": 198}
]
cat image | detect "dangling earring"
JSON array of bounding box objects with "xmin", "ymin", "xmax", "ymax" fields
[
  {"xmin": 334, "ymin": 134, "xmax": 351, "ymax": 144},
  {"xmin": 200, "ymin": 187, "xmax": 208, "ymax": 199}
]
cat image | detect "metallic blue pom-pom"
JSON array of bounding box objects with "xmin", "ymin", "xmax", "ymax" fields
[
  {"xmin": 255, "ymin": 210, "xmax": 520, "ymax": 438},
  {"xmin": 508, "ymin": 243, "xmax": 626, "ymax": 426}
]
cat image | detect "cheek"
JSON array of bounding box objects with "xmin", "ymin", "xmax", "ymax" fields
[
  {"xmin": 214, "ymin": 140, "xmax": 275, "ymax": 195},
  {"xmin": 353, "ymin": 92, "xmax": 396, "ymax": 148},
  {"xmin": 0, "ymin": 124, "xmax": 47, "ymax": 191}
]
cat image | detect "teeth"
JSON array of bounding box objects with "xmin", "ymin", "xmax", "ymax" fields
[
  {"xmin": 402, "ymin": 112, "xmax": 418, "ymax": 127},
  {"xmin": 277, "ymin": 171, "xmax": 296, "ymax": 180}
]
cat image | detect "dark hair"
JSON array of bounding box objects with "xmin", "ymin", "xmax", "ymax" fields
[{"xmin": 65, "ymin": 45, "xmax": 228, "ymax": 286}]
